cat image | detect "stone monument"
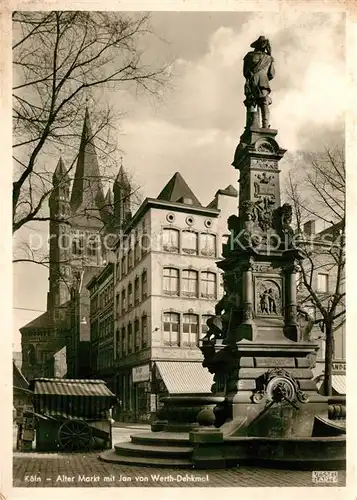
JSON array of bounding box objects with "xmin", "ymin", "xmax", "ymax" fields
[
  {"xmin": 200, "ymin": 35, "xmax": 327, "ymax": 438},
  {"xmin": 100, "ymin": 37, "xmax": 345, "ymax": 469}
]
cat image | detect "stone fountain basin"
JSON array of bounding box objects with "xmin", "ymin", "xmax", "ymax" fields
[{"xmin": 221, "ymin": 435, "xmax": 345, "ymax": 470}]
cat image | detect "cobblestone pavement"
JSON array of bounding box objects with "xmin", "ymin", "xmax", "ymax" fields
[{"xmin": 13, "ymin": 425, "xmax": 346, "ymax": 488}]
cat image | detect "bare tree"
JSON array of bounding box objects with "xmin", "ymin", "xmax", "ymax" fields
[
  {"xmin": 286, "ymin": 147, "xmax": 345, "ymax": 396},
  {"xmin": 13, "ymin": 11, "xmax": 168, "ymax": 235}
]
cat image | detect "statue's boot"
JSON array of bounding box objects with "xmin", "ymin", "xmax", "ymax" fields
[{"xmin": 261, "ymin": 103, "xmax": 270, "ymax": 128}]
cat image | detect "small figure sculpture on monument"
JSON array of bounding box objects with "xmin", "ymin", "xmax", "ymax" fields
[
  {"xmin": 267, "ymin": 288, "xmax": 277, "ymax": 314},
  {"xmin": 260, "ymin": 289, "xmax": 270, "ymax": 314},
  {"xmin": 243, "ymin": 35, "xmax": 275, "ymax": 129}
]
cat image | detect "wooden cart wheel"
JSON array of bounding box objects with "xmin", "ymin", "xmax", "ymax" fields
[{"xmin": 58, "ymin": 420, "xmax": 92, "ymax": 451}]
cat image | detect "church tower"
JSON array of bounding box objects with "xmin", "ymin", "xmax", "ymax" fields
[
  {"xmin": 113, "ymin": 161, "xmax": 132, "ymax": 228},
  {"xmin": 48, "ymin": 157, "xmax": 72, "ymax": 311},
  {"xmin": 70, "ymin": 108, "xmax": 107, "ymax": 269}
]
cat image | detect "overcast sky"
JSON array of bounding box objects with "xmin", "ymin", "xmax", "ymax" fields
[{"xmin": 13, "ymin": 10, "xmax": 345, "ymax": 351}]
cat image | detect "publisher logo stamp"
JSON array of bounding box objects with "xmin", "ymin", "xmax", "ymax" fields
[{"xmin": 312, "ymin": 471, "xmax": 338, "ymax": 484}]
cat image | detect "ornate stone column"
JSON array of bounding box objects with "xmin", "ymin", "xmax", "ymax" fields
[
  {"xmin": 283, "ymin": 262, "xmax": 300, "ymax": 341},
  {"xmin": 235, "ymin": 261, "xmax": 257, "ymax": 342}
]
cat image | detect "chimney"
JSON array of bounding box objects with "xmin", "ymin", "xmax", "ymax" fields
[{"xmin": 303, "ymin": 220, "xmax": 316, "ymax": 236}]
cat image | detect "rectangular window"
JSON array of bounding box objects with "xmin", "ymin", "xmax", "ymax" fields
[
  {"xmin": 163, "ymin": 312, "xmax": 179, "ymax": 346},
  {"xmin": 163, "ymin": 267, "xmax": 179, "ymax": 296},
  {"xmin": 121, "ymin": 256, "xmax": 126, "ymax": 276},
  {"xmin": 182, "ymin": 230, "xmax": 198, "ymax": 255},
  {"xmin": 163, "ymin": 228, "xmax": 179, "ymax": 253},
  {"xmin": 182, "ymin": 314, "xmax": 198, "ymax": 346},
  {"xmin": 122, "ymin": 327, "xmax": 127, "ymax": 355},
  {"xmin": 317, "ymin": 273, "xmax": 329, "ymax": 293},
  {"xmin": 121, "ymin": 289, "xmax": 126, "ymax": 314},
  {"xmin": 134, "ymin": 277, "xmax": 140, "ymax": 304},
  {"xmin": 142, "ymin": 315, "xmax": 148, "ymax": 348},
  {"xmin": 142, "ymin": 270, "xmax": 148, "ymax": 299},
  {"xmin": 87, "ymin": 240, "xmax": 97, "ymax": 257},
  {"xmin": 134, "ymin": 319, "xmax": 140, "ymax": 351},
  {"xmin": 200, "ymin": 233, "xmax": 216, "ymax": 257},
  {"xmin": 201, "ymin": 272, "xmax": 217, "ymax": 299},
  {"xmin": 182, "ymin": 269, "xmax": 198, "ymax": 297},
  {"xmin": 128, "ymin": 323, "xmax": 133, "ymax": 353},
  {"xmin": 116, "ymin": 261, "xmax": 120, "ymax": 281},
  {"xmin": 128, "ymin": 248, "xmax": 133, "ymax": 270},
  {"xmin": 135, "ymin": 241, "xmax": 140, "ymax": 263},
  {"xmin": 128, "ymin": 283, "xmax": 133, "ymax": 309},
  {"xmin": 116, "ymin": 329, "xmax": 121, "ymax": 358}
]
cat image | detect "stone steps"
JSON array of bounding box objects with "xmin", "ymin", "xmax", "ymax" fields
[
  {"xmin": 99, "ymin": 449, "xmax": 193, "ymax": 468},
  {"xmin": 115, "ymin": 441, "xmax": 193, "ymax": 458},
  {"xmin": 99, "ymin": 430, "xmax": 194, "ymax": 467},
  {"xmin": 131, "ymin": 432, "xmax": 190, "ymax": 446}
]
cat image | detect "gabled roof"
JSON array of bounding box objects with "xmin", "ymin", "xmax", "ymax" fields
[
  {"xmin": 219, "ymin": 184, "xmax": 238, "ymax": 197},
  {"xmin": 70, "ymin": 108, "xmax": 106, "ymax": 223},
  {"xmin": 20, "ymin": 301, "xmax": 71, "ymax": 331},
  {"xmin": 20, "ymin": 311, "xmax": 52, "ymax": 330},
  {"xmin": 157, "ymin": 172, "xmax": 201, "ymax": 207},
  {"xmin": 207, "ymin": 184, "xmax": 238, "ymax": 208},
  {"xmin": 13, "ymin": 361, "xmax": 29, "ymax": 390}
]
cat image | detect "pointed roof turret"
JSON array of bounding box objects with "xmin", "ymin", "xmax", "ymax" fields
[
  {"xmin": 52, "ymin": 157, "xmax": 69, "ymax": 185},
  {"xmin": 114, "ymin": 159, "xmax": 131, "ymax": 190},
  {"xmin": 157, "ymin": 172, "xmax": 201, "ymax": 207},
  {"xmin": 70, "ymin": 108, "xmax": 105, "ymax": 224},
  {"xmin": 104, "ymin": 187, "xmax": 114, "ymax": 213}
]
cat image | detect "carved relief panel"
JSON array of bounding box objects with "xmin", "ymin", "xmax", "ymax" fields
[{"xmin": 254, "ymin": 277, "xmax": 283, "ymax": 317}]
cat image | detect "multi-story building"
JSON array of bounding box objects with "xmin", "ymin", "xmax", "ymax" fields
[
  {"xmin": 107, "ymin": 173, "xmax": 238, "ymax": 422},
  {"xmin": 87, "ymin": 263, "xmax": 115, "ymax": 388},
  {"xmin": 297, "ymin": 220, "xmax": 345, "ymax": 394}
]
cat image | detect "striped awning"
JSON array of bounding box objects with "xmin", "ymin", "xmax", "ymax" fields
[
  {"xmin": 331, "ymin": 375, "xmax": 346, "ymax": 395},
  {"xmin": 155, "ymin": 361, "xmax": 213, "ymax": 395},
  {"xmin": 31, "ymin": 378, "xmax": 115, "ymax": 397},
  {"xmin": 29, "ymin": 378, "xmax": 117, "ymax": 419},
  {"xmin": 315, "ymin": 375, "xmax": 346, "ymax": 395}
]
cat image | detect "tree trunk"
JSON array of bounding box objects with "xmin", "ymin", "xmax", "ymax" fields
[{"xmin": 323, "ymin": 320, "xmax": 334, "ymax": 396}]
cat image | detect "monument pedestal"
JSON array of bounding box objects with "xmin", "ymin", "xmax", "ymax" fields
[{"xmin": 200, "ymin": 125, "xmax": 329, "ymax": 439}]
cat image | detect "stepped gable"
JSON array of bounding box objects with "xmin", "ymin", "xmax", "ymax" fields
[{"xmin": 157, "ymin": 172, "xmax": 202, "ymax": 206}]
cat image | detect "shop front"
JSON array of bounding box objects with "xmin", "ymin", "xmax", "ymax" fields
[{"xmin": 132, "ymin": 364, "xmax": 151, "ymax": 422}]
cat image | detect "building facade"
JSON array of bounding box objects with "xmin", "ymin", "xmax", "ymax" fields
[
  {"xmin": 297, "ymin": 220, "xmax": 345, "ymax": 393},
  {"xmin": 87, "ymin": 263, "xmax": 115, "ymax": 388},
  {"xmin": 95, "ymin": 173, "xmax": 238, "ymax": 422}
]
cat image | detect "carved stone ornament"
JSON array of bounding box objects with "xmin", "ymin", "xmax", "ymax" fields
[
  {"xmin": 252, "ymin": 367, "xmax": 309, "ymax": 405},
  {"xmin": 251, "ymin": 262, "xmax": 276, "ymax": 273},
  {"xmin": 251, "ymin": 158, "xmax": 279, "ymax": 170},
  {"xmin": 256, "ymin": 278, "xmax": 281, "ymax": 316},
  {"xmin": 255, "ymin": 196, "xmax": 276, "ymax": 231},
  {"xmin": 256, "ymin": 141, "xmax": 276, "ymax": 153},
  {"xmin": 256, "ymin": 172, "xmax": 273, "ymax": 184}
]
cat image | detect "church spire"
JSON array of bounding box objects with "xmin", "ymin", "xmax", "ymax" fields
[
  {"xmin": 113, "ymin": 157, "xmax": 132, "ymax": 227},
  {"xmin": 70, "ymin": 108, "xmax": 105, "ymax": 222},
  {"xmin": 104, "ymin": 187, "xmax": 114, "ymax": 211},
  {"xmin": 52, "ymin": 157, "xmax": 69, "ymax": 186}
]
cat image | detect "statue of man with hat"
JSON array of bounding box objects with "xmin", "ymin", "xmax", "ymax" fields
[{"xmin": 243, "ymin": 35, "xmax": 275, "ymax": 129}]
